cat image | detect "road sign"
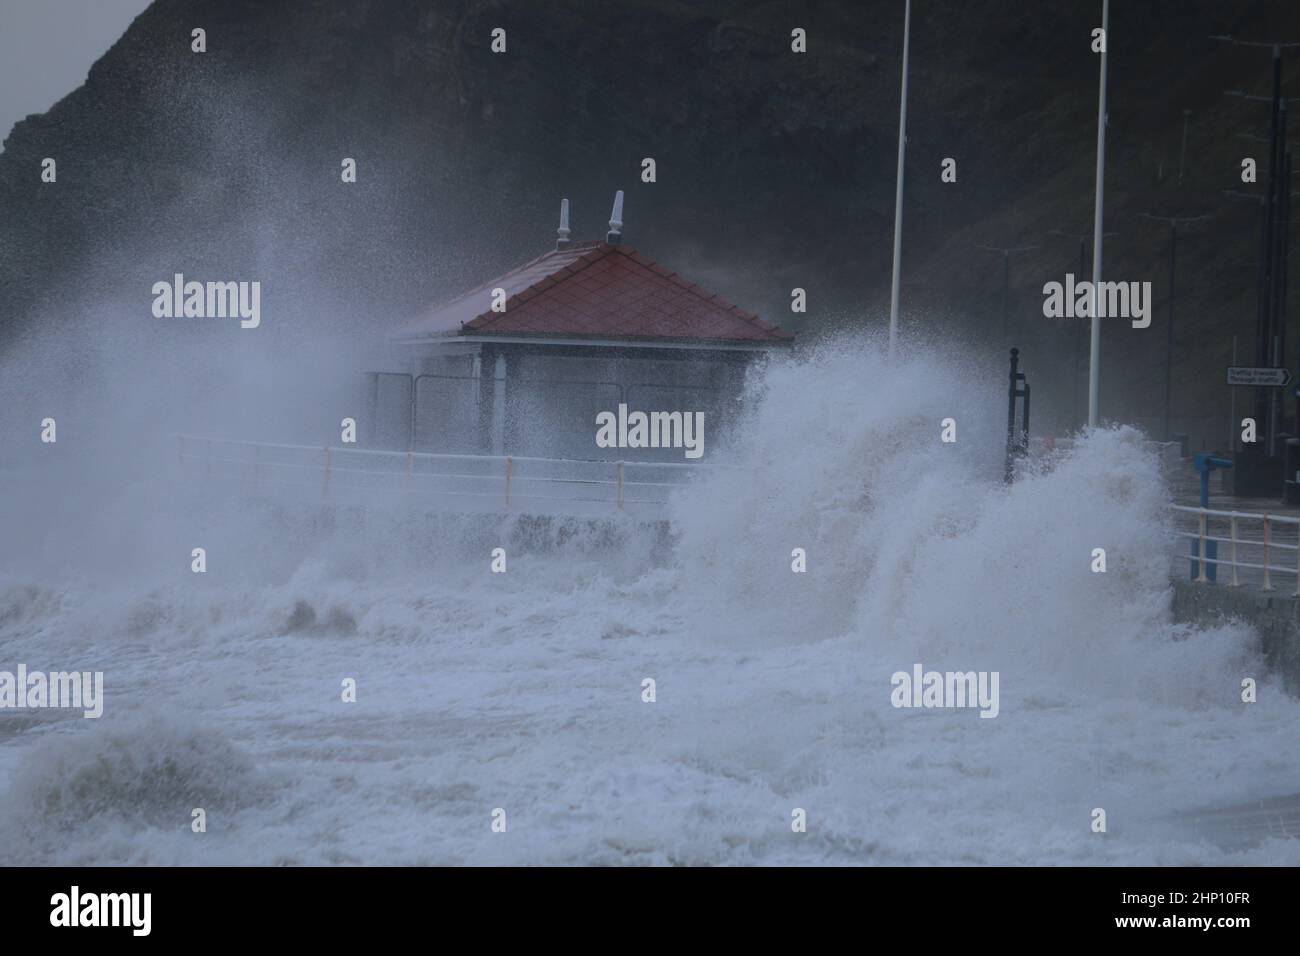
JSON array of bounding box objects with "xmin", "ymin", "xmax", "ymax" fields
[{"xmin": 1227, "ymin": 366, "xmax": 1292, "ymax": 387}]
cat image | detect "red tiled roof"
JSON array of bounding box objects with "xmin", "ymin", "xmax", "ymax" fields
[{"xmin": 395, "ymin": 241, "xmax": 793, "ymax": 346}]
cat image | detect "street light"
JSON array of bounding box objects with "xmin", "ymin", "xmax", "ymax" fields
[
  {"xmin": 1136, "ymin": 213, "xmax": 1211, "ymax": 440},
  {"xmin": 973, "ymin": 244, "xmax": 1040, "ymax": 340},
  {"xmin": 1087, "ymin": 0, "xmax": 1110, "ymax": 428},
  {"xmin": 887, "ymin": 0, "xmax": 912, "ymax": 356},
  {"xmin": 1214, "ymin": 36, "xmax": 1300, "ymax": 458},
  {"xmin": 1049, "ymin": 227, "xmax": 1117, "ymax": 427},
  {"xmin": 1178, "ymin": 109, "xmax": 1192, "ymax": 186}
]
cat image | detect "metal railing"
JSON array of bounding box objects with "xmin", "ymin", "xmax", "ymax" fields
[
  {"xmin": 176, "ymin": 435, "xmax": 707, "ymax": 520},
  {"xmin": 1171, "ymin": 504, "xmax": 1300, "ymax": 595}
]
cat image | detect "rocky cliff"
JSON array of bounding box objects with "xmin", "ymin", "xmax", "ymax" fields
[{"xmin": 3, "ymin": 0, "xmax": 1300, "ymax": 439}]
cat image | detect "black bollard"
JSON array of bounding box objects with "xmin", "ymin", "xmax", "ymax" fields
[{"xmin": 1005, "ymin": 348, "xmax": 1030, "ymax": 483}]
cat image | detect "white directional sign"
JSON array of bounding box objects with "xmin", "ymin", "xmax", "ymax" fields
[{"xmin": 1226, "ymin": 366, "xmax": 1292, "ymax": 387}]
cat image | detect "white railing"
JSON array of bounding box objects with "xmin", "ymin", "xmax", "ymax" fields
[
  {"xmin": 176, "ymin": 435, "xmax": 706, "ymax": 520},
  {"xmin": 1171, "ymin": 504, "xmax": 1300, "ymax": 595}
]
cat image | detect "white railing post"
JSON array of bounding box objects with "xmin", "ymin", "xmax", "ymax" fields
[
  {"xmin": 1196, "ymin": 512, "xmax": 1209, "ymax": 583},
  {"xmin": 1229, "ymin": 515, "xmax": 1240, "ymax": 587},
  {"xmin": 1261, "ymin": 516, "xmax": 1273, "ymax": 591},
  {"xmin": 1294, "ymin": 522, "xmax": 1300, "ymax": 598},
  {"xmin": 168, "ymin": 434, "xmax": 714, "ymax": 520}
]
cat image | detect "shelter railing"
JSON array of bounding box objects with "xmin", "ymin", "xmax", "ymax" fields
[
  {"xmin": 175, "ymin": 435, "xmax": 713, "ymax": 518},
  {"xmin": 1171, "ymin": 504, "xmax": 1300, "ymax": 595}
]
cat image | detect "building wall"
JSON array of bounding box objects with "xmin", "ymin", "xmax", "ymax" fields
[
  {"xmin": 367, "ymin": 352, "xmax": 480, "ymax": 453},
  {"xmin": 413, "ymin": 353, "xmax": 480, "ymax": 453},
  {"xmin": 366, "ymin": 342, "xmax": 767, "ymax": 461},
  {"xmin": 503, "ymin": 348, "xmax": 754, "ymax": 462}
]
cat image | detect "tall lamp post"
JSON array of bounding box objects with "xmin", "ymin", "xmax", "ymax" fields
[
  {"xmin": 887, "ymin": 0, "xmax": 912, "ymax": 356},
  {"xmin": 974, "ymin": 244, "xmax": 1040, "ymax": 341},
  {"xmin": 1049, "ymin": 226, "xmax": 1117, "ymax": 427},
  {"xmin": 1214, "ymin": 36, "xmax": 1300, "ymax": 458},
  {"xmin": 1178, "ymin": 108, "xmax": 1192, "ymax": 186},
  {"xmin": 1136, "ymin": 213, "xmax": 1211, "ymax": 440},
  {"xmin": 1087, "ymin": 0, "xmax": 1110, "ymax": 428}
]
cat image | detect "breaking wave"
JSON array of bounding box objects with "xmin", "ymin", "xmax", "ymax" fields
[
  {"xmin": 0, "ymin": 334, "xmax": 1295, "ymax": 864},
  {"xmin": 670, "ymin": 339, "xmax": 1264, "ymax": 703},
  {"xmin": 0, "ymin": 716, "xmax": 270, "ymax": 864}
]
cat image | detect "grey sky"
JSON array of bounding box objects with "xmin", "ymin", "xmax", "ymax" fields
[{"xmin": 0, "ymin": 0, "xmax": 151, "ymax": 149}]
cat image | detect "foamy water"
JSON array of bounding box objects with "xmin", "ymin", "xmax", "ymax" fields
[{"xmin": 1, "ymin": 339, "xmax": 1297, "ymax": 865}]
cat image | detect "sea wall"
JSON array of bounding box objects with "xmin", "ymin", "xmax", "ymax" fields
[{"xmin": 1172, "ymin": 578, "xmax": 1300, "ymax": 694}]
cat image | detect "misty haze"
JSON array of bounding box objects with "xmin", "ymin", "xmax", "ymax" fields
[{"xmin": 0, "ymin": 0, "xmax": 1298, "ymax": 886}]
